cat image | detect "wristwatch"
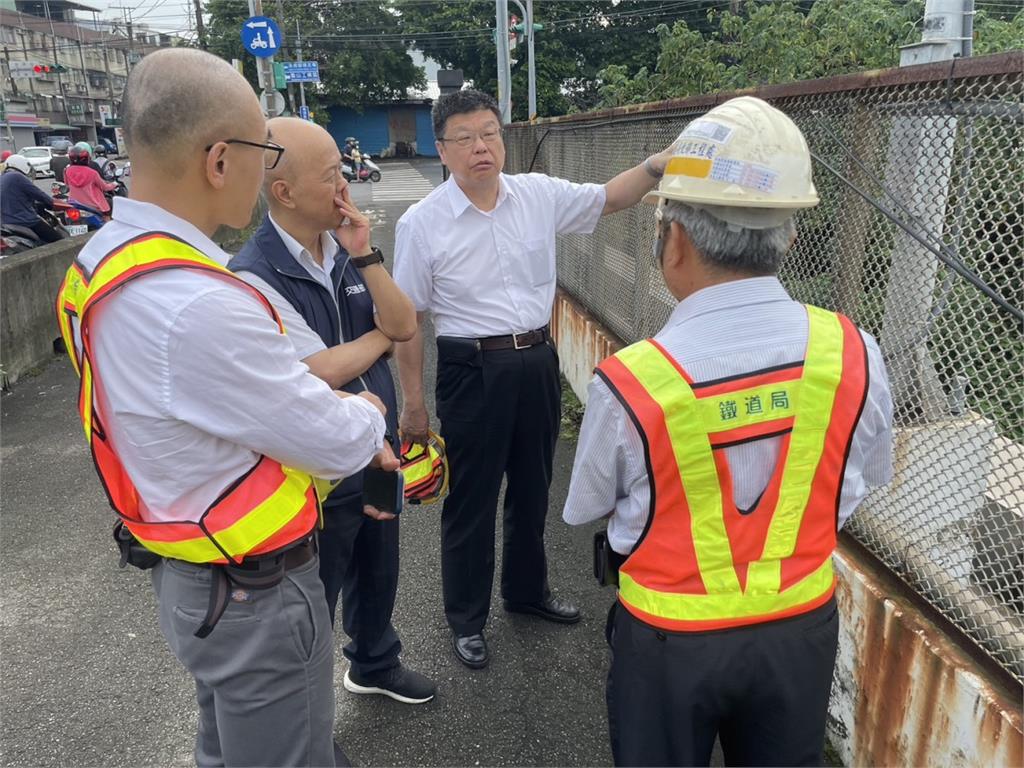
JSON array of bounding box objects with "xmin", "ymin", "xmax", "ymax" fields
[{"xmin": 351, "ymin": 247, "xmax": 384, "ymax": 269}]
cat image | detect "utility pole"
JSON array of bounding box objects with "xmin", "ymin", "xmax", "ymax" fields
[
  {"xmin": 509, "ymin": 0, "xmax": 537, "ymax": 122},
  {"xmin": 42, "ymin": 0, "xmax": 73, "ymax": 128},
  {"xmin": 274, "ymin": 0, "xmax": 295, "ymax": 114},
  {"xmin": 247, "ymin": 0, "xmax": 278, "ymax": 117},
  {"xmin": 0, "ymin": 87, "xmax": 16, "ymax": 152},
  {"xmin": 111, "ymin": 5, "xmax": 136, "ymax": 69},
  {"xmin": 295, "ymin": 20, "xmax": 306, "ymax": 111},
  {"xmin": 879, "ymin": 0, "xmax": 973, "ymax": 421},
  {"xmin": 193, "ymin": 0, "xmax": 207, "ymax": 51},
  {"xmin": 494, "ymin": 0, "xmax": 511, "ymax": 123}
]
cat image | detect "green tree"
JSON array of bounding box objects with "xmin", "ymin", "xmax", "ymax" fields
[
  {"xmin": 598, "ymin": 0, "xmax": 1023, "ymax": 107},
  {"xmin": 973, "ymin": 8, "xmax": 1024, "ymax": 54},
  {"xmin": 204, "ymin": 0, "xmax": 425, "ymax": 122}
]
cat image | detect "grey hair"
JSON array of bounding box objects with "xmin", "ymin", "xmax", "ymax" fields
[
  {"xmin": 122, "ymin": 49, "xmax": 256, "ymax": 174},
  {"xmin": 662, "ymin": 201, "xmax": 796, "ymax": 276}
]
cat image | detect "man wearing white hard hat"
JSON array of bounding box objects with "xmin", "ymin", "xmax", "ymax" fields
[{"xmin": 563, "ymin": 96, "xmax": 893, "ymax": 766}]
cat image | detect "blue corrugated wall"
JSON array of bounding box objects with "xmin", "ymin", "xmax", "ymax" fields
[
  {"xmin": 415, "ymin": 109, "xmax": 438, "ymax": 157},
  {"xmin": 326, "ymin": 104, "xmax": 438, "ymax": 157},
  {"xmin": 326, "ymin": 106, "xmax": 390, "ymax": 157}
]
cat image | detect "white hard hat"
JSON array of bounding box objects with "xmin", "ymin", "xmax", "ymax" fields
[
  {"xmin": 646, "ymin": 96, "xmax": 818, "ymax": 229},
  {"xmin": 4, "ymin": 154, "xmax": 32, "ymax": 176}
]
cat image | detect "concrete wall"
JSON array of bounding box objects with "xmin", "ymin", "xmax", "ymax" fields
[
  {"xmin": 550, "ymin": 286, "xmax": 1024, "ymax": 767},
  {"xmin": 1, "ymin": 235, "xmax": 88, "ymax": 387}
]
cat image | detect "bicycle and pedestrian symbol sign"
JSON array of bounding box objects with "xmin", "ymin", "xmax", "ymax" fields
[{"xmin": 241, "ymin": 16, "xmax": 282, "ymax": 58}]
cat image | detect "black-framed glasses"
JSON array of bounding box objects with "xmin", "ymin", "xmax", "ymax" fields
[
  {"xmin": 205, "ymin": 138, "xmax": 285, "ymax": 170},
  {"xmin": 438, "ymin": 128, "xmax": 503, "ymax": 148}
]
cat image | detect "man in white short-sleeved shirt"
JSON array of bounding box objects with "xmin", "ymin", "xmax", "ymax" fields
[
  {"xmin": 63, "ymin": 49, "xmax": 393, "ymax": 767},
  {"xmin": 392, "ymin": 89, "xmax": 678, "ymax": 669}
]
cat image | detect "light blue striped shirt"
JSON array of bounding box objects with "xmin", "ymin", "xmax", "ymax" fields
[{"xmin": 562, "ymin": 276, "xmax": 894, "ymax": 554}]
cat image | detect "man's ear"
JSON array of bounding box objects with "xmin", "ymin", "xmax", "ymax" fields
[
  {"xmin": 663, "ymin": 220, "xmax": 688, "ymax": 269},
  {"xmin": 269, "ymin": 178, "xmax": 294, "ymax": 208},
  {"xmin": 435, "ymin": 141, "xmax": 447, "ymax": 166},
  {"xmin": 205, "ymin": 142, "xmax": 228, "ymax": 190}
]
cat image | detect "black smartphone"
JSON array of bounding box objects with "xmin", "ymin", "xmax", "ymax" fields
[{"xmin": 362, "ymin": 468, "xmax": 404, "ymax": 516}]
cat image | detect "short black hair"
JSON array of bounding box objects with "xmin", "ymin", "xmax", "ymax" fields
[{"xmin": 432, "ymin": 89, "xmax": 501, "ymax": 140}]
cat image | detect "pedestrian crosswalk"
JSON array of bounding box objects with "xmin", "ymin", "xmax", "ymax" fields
[{"xmin": 369, "ymin": 162, "xmax": 436, "ymax": 203}]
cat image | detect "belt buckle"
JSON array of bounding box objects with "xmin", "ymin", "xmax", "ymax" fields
[{"xmin": 513, "ymin": 331, "xmax": 531, "ymax": 350}]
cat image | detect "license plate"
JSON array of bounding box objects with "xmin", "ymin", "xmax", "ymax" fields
[{"xmin": 66, "ymin": 224, "xmax": 89, "ymax": 236}]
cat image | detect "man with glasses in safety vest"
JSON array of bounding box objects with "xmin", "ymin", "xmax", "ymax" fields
[
  {"xmin": 563, "ymin": 97, "xmax": 893, "ymax": 767},
  {"xmin": 56, "ymin": 49, "xmax": 393, "ymax": 767}
]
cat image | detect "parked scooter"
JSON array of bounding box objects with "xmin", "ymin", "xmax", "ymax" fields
[{"xmin": 0, "ymin": 207, "xmax": 70, "ymax": 255}]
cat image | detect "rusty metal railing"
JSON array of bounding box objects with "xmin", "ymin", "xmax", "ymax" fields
[{"xmin": 505, "ymin": 51, "xmax": 1024, "ymax": 684}]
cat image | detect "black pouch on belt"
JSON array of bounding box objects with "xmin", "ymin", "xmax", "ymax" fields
[
  {"xmin": 593, "ymin": 530, "xmax": 623, "ymax": 587},
  {"xmin": 113, "ymin": 521, "xmax": 162, "ymax": 571}
]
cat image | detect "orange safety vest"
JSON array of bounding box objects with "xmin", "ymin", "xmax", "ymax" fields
[
  {"xmin": 56, "ymin": 232, "xmax": 329, "ymax": 565},
  {"xmin": 595, "ymin": 305, "xmax": 868, "ymax": 632}
]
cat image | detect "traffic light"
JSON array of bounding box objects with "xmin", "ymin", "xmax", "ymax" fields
[
  {"xmin": 511, "ymin": 19, "xmax": 543, "ymax": 42},
  {"xmin": 31, "ymin": 64, "xmax": 68, "ymax": 74}
]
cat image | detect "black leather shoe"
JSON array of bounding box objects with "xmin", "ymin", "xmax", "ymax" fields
[
  {"xmin": 453, "ymin": 632, "xmax": 489, "ymax": 669},
  {"xmin": 504, "ymin": 596, "xmax": 581, "ymax": 624}
]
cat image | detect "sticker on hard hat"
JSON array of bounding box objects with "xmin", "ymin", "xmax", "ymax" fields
[
  {"xmin": 667, "ymin": 155, "xmax": 713, "ymax": 179},
  {"xmin": 709, "ymin": 158, "xmax": 778, "ymax": 193},
  {"xmin": 675, "ymin": 140, "xmax": 717, "ymax": 160},
  {"xmin": 680, "ymin": 119, "xmax": 734, "ymax": 144}
]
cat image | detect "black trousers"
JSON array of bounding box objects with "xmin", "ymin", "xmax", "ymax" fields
[
  {"xmin": 435, "ymin": 337, "xmax": 561, "ymax": 635},
  {"xmin": 317, "ymin": 495, "xmax": 402, "ymax": 676},
  {"xmin": 606, "ymin": 598, "xmax": 840, "ymax": 767}
]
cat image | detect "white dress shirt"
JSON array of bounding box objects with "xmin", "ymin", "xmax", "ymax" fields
[
  {"xmin": 563, "ymin": 277, "xmax": 893, "ymax": 554},
  {"xmin": 394, "ymin": 172, "xmax": 607, "ymax": 337},
  {"xmin": 72, "ymin": 198, "xmax": 385, "ymax": 524},
  {"xmin": 233, "ymin": 214, "xmax": 341, "ymax": 360}
]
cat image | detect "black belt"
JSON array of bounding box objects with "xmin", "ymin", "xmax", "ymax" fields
[
  {"xmin": 194, "ymin": 536, "xmax": 316, "ymax": 639},
  {"xmin": 478, "ymin": 326, "xmax": 549, "ymax": 351}
]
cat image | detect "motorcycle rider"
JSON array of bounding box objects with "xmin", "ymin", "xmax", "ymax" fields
[
  {"xmin": 0, "ymin": 154, "xmax": 64, "ymax": 243},
  {"xmin": 65, "ymin": 145, "xmax": 116, "ymax": 220},
  {"xmin": 50, "ymin": 140, "xmax": 73, "ymax": 183},
  {"xmin": 73, "ymin": 141, "xmax": 106, "ymax": 177}
]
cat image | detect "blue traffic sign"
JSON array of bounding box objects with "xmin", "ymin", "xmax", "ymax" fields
[
  {"xmin": 283, "ymin": 61, "xmax": 320, "ymax": 83},
  {"xmin": 299, "ymin": 105, "xmax": 311, "ymax": 121},
  {"xmin": 241, "ymin": 16, "xmax": 282, "ymax": 58}
]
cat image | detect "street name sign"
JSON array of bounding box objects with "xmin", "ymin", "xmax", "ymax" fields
[{"xmin": 283, "ymin": 61, "xmax": 320, "ymax": 83}]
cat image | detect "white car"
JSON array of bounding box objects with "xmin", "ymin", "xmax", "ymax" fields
[{"xmin": 17, "ymin": 146, "xmax": 54, "ymax": 179}]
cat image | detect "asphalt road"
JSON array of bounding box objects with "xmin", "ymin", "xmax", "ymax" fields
[{"xmin": 1, "ymin": 159, "xmax": 620, "ymax": 768}]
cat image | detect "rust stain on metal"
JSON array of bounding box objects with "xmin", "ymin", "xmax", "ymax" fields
[{"xmin": 839, "ymin": 542, "xmax": 1023, "ymax": 767}]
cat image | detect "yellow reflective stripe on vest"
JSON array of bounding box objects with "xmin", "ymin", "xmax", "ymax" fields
[
  {"xmin": 134, "ymin": 465, "xmax": 315, "ymax": 562},
  {"xmin": 619, "ymin": 557, "xmax": 833, "ymax": 621},
  {"xmin": 697, "ymin": 382, "xmax": 797, "ymax": 433},
  {"xmin": 745, "ymin": 306, "xmax": 842, "ymax": 594},
  {"xmin": 615, "ymin": 306, "xmax": 844, "ymax": 612},
  {"xmin": 81, "ymin": 235, "xmax": 224, "ymax": 312},
  {"xmin": 615, "ymin": 342, "xmax": 741, "ymax": 595}
]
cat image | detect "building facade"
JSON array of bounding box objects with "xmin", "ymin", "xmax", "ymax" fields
[{"xmin": 1, "ymin": 0, "xmax": 173, "ymax": 152}]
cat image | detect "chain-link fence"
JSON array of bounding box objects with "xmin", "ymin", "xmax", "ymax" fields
[{"xmin": 505, "ymin": 51, "xmax": 1024, "ymax": 684}]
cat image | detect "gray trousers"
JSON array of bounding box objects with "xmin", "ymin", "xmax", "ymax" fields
[{"xmin": 151, "ymin": 555, "xmax": 336, "ymax": 767}]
